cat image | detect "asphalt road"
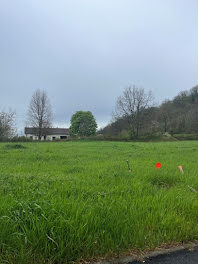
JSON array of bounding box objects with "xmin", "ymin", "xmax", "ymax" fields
[{"xmin": 129, "ymin": 248, "xmax": 198, "ymax": 264}]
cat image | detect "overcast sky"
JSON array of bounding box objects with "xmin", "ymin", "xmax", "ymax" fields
[{"xmin": 0, "ymin": 0, "xmax": 198, "ymax": 134}]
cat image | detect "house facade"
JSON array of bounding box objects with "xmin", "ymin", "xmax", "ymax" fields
[{"xmin": 24, "ymin": 127, "xmax": 70, "ymax": 140}]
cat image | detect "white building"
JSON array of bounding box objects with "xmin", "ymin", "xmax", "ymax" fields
[{"xmin": 24, "ymin": 127, "xmax": 70, "ymax": 140}]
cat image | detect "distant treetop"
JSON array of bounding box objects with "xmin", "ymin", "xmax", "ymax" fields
[{"xmin": 70, "ymin": 111, "xmax": 97, "ymax": 136}]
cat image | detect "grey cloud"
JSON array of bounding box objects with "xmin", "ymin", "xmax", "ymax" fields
[{"xmin": 0, "ymin": 0, "xmax": 198, "ymax": 132}]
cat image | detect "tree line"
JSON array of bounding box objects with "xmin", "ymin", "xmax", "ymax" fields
[
  {"xmin": 0, "ymin": 89, "xmax": 97, "ymax": 141},
  {"xmin": 99, "ymin": 85, "xmax": 198, "ymax": 139},
  {"xmin": 1, "ymin": 85, "xmax": 198, "ymax": 141}
]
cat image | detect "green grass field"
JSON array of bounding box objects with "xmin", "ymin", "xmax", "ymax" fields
[{"xmin": 0, "ymin": 141, "xmax": 198, "ymax": 264}]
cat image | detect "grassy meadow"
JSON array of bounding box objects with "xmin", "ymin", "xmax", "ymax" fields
[{"xmin": 0, "ymin": 141, "xmax": 198, "ymax": 263}]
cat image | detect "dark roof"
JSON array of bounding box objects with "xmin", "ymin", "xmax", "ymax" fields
[{"xmin": 24, "ymin": 127, "xmax": 69, "ymax": 135}]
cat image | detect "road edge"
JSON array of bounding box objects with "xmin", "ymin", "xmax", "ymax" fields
[{"xmin": 94, "ymin": 242, "xmax": 198, "ymax": 264}]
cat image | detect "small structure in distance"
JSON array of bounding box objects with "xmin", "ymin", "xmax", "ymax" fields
[{"xmin": 24, "ymin": 127, "xmax": 70, "ymax": 141}]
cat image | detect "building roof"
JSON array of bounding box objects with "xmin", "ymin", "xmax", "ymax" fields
[{"xmin": 24, "ymin": 127, "xmax": 69, "ymax": 135}]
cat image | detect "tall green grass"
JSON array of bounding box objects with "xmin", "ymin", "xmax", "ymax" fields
[{"xmin": 0, "ymin": 141, "xmax": 198, "ymax": 263}]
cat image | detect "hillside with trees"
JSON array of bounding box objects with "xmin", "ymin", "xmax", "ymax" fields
[{"xmin": 99, "ymin": 85, "xmax": 198, "ymax": 140}]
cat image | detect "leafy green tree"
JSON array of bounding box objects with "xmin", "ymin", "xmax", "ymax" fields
[{"xmin": 70, "ymin": 111, "xmax": 97, "ymax": 136}]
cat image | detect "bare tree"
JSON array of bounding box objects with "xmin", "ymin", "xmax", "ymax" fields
[
  {"xmin": 0, "ymin": 110, "xmax": 16, "ymax": 141},
  {"xmin": 185, "ymin": 105, "xmax": 198, "ymax": 133},
  {"xmin": 115, "ymin": 85, "xmax": 154, "ymax": 138},
  {"xmin": 190, "ymin": 85, "xmax": 198, "ymax": 103},
  {"xmin": 158, "ymin": 100, "xmax": 173, "ymax": 133},
  {"xmin": 27, "ymin": 89, "xmax": 52, "ymax": 140}
]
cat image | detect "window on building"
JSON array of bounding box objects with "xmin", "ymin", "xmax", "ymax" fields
[{"xmin": 60, "ymin": 136, "xmax": 67, "ymax": 139}]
